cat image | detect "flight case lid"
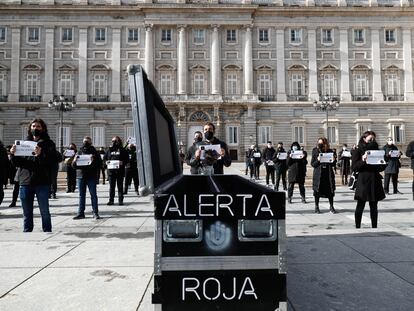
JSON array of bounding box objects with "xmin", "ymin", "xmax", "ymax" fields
[{"xmin": 127, "ymin": 64, "xmax": 182, "ymax": 195}]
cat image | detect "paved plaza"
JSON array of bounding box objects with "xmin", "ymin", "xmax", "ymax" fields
[{"xmin": 0, "ymin": 164, "xmax": 413, "ymax": 311}]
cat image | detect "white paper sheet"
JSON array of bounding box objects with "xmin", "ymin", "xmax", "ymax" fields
[
  {"xmin": 64, "ymin": 149, "xmax": 75, "ymax": 157},
  {"xmin": 76, "ymin": 154, "xmax": 93, "ymax": 166},
  {"xmin": 253, "ymin": 152, "xmax": 261, "ymax": 158},
  {"xmin": 277, "ymin": 152, "xmax": 287, "ymax": 160},
  {"xmin": 390, "ymin": 150, "xmax": 400, "ymax": 158},
  {"xmin": 14, "ymin": 140, "xmax": 37, "ymax": 156},
  {"xmin": 107, "ymin": 160, "xmax": 120, "ymax": 169},
  {"xmin": 320, "ymin": 152, "xmax": 334, "ymax": 163},
  {"xmin": 290, "ymin": 150, "xmax": 304, "ymax": 159},
  {"xmin": 342, "ymin": 151, "xmax": 351, "ymax": 157},
  {"xmin": 366, "ymin": 150, "xmax": 386, "ymax": 165}
]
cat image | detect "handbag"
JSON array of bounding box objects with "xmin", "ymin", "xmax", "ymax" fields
[{"xmin": 348, "ymin": 172, "xmax": 358, "ymax": 190}]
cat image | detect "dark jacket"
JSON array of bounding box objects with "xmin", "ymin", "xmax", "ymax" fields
[
  {"xmin": 209, "ymin": 137, "xmax": 231, "ymax": 174},
  {"xmin": 338, "ymin": 149, "xmax": 351, "ymax": 176},
  {"xmin": 383, "ymin": 144, "xmax": 400, "ymax": 175},
  {"xmin": 73, "ymin": 145, "xmax": 101, "ymax": 180},
  {"xmin": 11, "ymin": 133, "xmax": 57, "ymax": 186},
  {"xmin": 245, "ymin": 148, "xmax": 253, "ymax": 166},
  {"xmin": 0, "ymin": 142, "xmax": 8, "ymax": 185},
  {"xmin": 274, "ymin": 147, "xmax": 288, "ymax": 173},
  {"xmin": 185, "ymin": 143, "xmax": 202, "ymax": 175},
  {"xmin": 311, "ymin": 147, "xmax": 336, "ymax": 195},
  {"xmin": 352, "ymin": 140, "xmax": 386, "ymax": 202},
  {"xmin": 105, "ymin": 146, "xmax": 129, "ymax": 176},
  {"xmin": 125, "ymin": 148, "xmax": 137, "ymax": 170},
  {"xmin": 262, "ymin": 147, "xmax": 276, "ymax": 167},
  {"xmin": 287, "ymin": 150, "xmax": 308, "ymax": 183},
  {"xmin": 250, "ymin": 148, "xmax": 262, "ymax": 166},
  {"xmin": 406, "ymin": 140, "xmax": 414, "ymax": 169}
]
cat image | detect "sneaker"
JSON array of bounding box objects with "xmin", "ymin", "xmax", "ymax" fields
[
  {"xmin": 93, "ymin": 213, "xmax": 101, "ymax": 220},
  {"xmin": 118, "ymin": 201, "xmax": 124, "ymax": 206},
  {"xmin": 8, "ymin": 202, "xmax": 16, "ymax": 208},
  {"xmin": 73, "ymin": 214, "xmax": 85, "ymax": 220},
  {"xmin": 52, "ymin": 194, "xmax": 57, "ymax": 199},
  {"xmin": 301, "ymin": 197, "xmax": 307, "ymax": 204},
  {"xmin": 394, "ymin": 190, "xmax": 403, "ymax": 194},
  {"xmin": 107, "ymin": 201, "xmax": 114, "ymax": 206}
]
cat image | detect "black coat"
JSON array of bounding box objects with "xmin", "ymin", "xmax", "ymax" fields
[
  {"xmin": 73, "ymin": 145, "xmax": 101, "ymax": 180},
  {"xmin": 287, "ymin": 150, "xmax": 308, "ymax": 183},
  {"xmin": 406, "ymin": 141, "xmax": 414, "ymax": 169},
  {"xmin": 208, "ymin": 137, "xmax": 232, "ymax": 175},
  {"xmin": 352, "ymin": 141, "xmax": 386, "ymax": 202},
  {"xmin": 383, "ymin": 144, "xmax": 400, "ymax": 175},
  {"xmin": 185, "ymin": 143, "xmax": 202, "ymax": 175},
  {"xmin": 338, "ymin": 149, "xmax": 351, "ymax": 176},
  {"xmin": 262, "ymin": 147, "xmax": 276, "ymax": 167},
  {"xmin": 250, "ymin": 149, "xmax": 262, "ymax": 166},
  {"xmin": 311, "ymin": 147, "xmax": 336, "ymax": 196},
  {"xmin": 274, "ymin": 148, "xmax": 288, "ymax": 173},
  {"xmin": 105, "ymin": 146, "xmax": 129, "ymax": 176},
  {"xmin": 0, "ymin": 142, "xmax": 8, "ymax": 185}
]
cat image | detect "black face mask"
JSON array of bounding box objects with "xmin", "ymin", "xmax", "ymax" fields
[
  {"xmin": 318, "ymin": 143, "xmax": 324, "ymax": 150},
  {"xmin": 112, "ymin": 141, "xmax": 119, "ymax": 148},
  {"xmin": 204, "ymin": 131, "xmax": 214, "ymax": 141},
  {"xmin": 83, "ymin": 142, "xmax": 91, "ymax": 148},
  {"xmin": 31, "ymin": 129, "xmax": 42, "ymax": 137},
  {"xmin": 130, "ymin": 146, "xmax": 136, "ymax": 151},
  {"xmin": 366, "ymin": 141, "xmax": 378, "ymax": 150},
  {"xmin": 194, "ymin": 136, "xmax": 202, "ymax": 143}
]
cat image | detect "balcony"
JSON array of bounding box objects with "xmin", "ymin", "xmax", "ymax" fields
[
  {"xmin": 347, "ymin": 0, "xmax": 370, "ymax": 6},
  {"xmin": 384, "ymin": 94, "xmax": 404, "ymax": 101},
  {"xmin": 19, "ymin": 95, "xmax": 42, "ymax": 102},
  {"xmin": 251, "ymin": 0, "xmax": 276, "ymax": 5},
  {"xmin": 377, "ymin": 0, "xmax": 401, "ymax": 6},
  {"xmin": 121, "ymin": 95, "xmax": 131, "ymax": 102},
  {"xmin": 53, "ymin": 95, "xmax": 76, "ymax": 102},
  {"xmin": 315, "ymin": 0, "xmax": 337, "ymax": 6},
  {"xmin": 352, "ymin": 95, "xmax": 372, "ymax": 101},
  {"xmin": 88, "ymin": 95, "xmax": 109, "ymax": 102},
  {"xmin": 0, "ymin": 95, "xmax": 8, "ymax": 102},
  {"xmin": 287, "ymin": 95, "xmax": 308, "ymax": 102},
  {"xmin": 319, "ymin": 95, "xmax": 340, "ymax": 101},
  {"xmin": 259, "ymin": 95, "xmax": 277, "ymax": 102}
]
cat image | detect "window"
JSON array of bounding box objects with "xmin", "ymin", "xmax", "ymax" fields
[
  {"xmin": 293, "ymin": 126, "xmax": 304, "ymax": 145},
  {"xmin": 26, "ymin": 73, "xmax": 39, "ymax": 95},
  {"xmin": 354, "ymin": 74, "xmax": 368, "ymax": 95},
  {"xmin": 93, "ymin": 74, "xmax": 106, "ymax": 96},
  {"xmin": 357, "ymin": 123, "xmax": 370, "ymax": 139},
  {"xmin": 227, "ymin": 126, "xmax": 238, "ymax": 145},
  {"xmin": 95, "ymin": 28, "xmax": 106, "ymax": 42},
  {"xmin": 322, "ymin": 29, "xmax": 333, "ymax": 44},
  {"xmin": 193, "ymin": 29, "xmax": 205, "ymax": 44},
  {"xmin": 258, "ymin": 73, "xmax": 271, "ymax": 96},
  {"xmin": 385, "ymin": 29, "xmax": 396, "ymax": 44},
  {"xmin": 290, "ymin": 29, "xmax": 302, "ymax": 44},
  {"xmin": 226, "ymin": 29, "xmax": 237, "ymax": 43},
  {"xmin": 28, "ymin": 27, "xmax": 40, "ymax": 43},
  {"xmin": 354, "ymin": 29, "xmax": 365, "ymax": 44},
  {"xmin": 194, "ymin": 73, "xmax": 205, "ymax": 95},
  {"xmin": 259, "ymin": 126, "xmax": 271, "ymax": 145},
  {"xmin": 327, "ymin": 126, "xmax": 337, "ymax": 144},
  {"xmin": 386, "ymin": 74, "xmax": 399, "ymax": 96},
  {"xmin": 392, "ymin": 124, "xmax": 404, "ymax": 143},
  {"xmin": 0, "ymin": 27, "xmax": 6, "ymax": 42},
  {"xmin": 0, "ymin": 124, "xmax": 3, "ymax": 141},
  {"xmin": 57, "ymin": 126, "xmax": 71, "ymax": 148},
  {"xmin": 59, "ymin": 73, "xmax": 73, "ymax": 96},
  {"xmin": 259, "ymin": 29, "xmax": 269, "ymax": 43},
  {"xmin": 0, "ymin": 73, "xmax": 6, "ymax": 96},
  {"xmin": 160, "ymin": 73, "xmax": 173, "ymax": 95},
  {"xmin": 125, "ymin": 126, "xmax": 135, "ymax": 141},
  {"xmin": 62, "ymin": 28, "xmax": 73, "ymax": 43},
  {"xmin": 226, "ymin": 73, "xmax": 237, "ymax": 95},
  {"xmin": 128, "ymin": 28, "xmax": 139, "ymax": 43},
  {"xmin": 291, "ymin": 74, "xmax": 303, "ymax": 96},
  {"xmin": 321, "ymin": 73, "xmax": 337, "ymax": 96},
  {"xmin": 161, "ymin": 29, "xmax": 172, "ymax": 43},
  {"xmin": 92, "ymin": 126, "xmax": 105, "ymax": 147}
]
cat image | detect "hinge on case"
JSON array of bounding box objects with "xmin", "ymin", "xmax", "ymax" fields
[{"xmin": 154, "ymin": 253, "xmax": 161, "ymax": 274}]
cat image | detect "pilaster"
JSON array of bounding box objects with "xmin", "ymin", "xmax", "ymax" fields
[
  {"xmin": 9, "ymin": 27, "xmax": 20, "ymax": 102},
  {"xmin": 44, "ymin": 27, "xmax": 54, "ymax": 101},
  {"xmin": 144, "ymin": 24, "xmax": 154, "ymax": 82},
  {"xmin": 177, "ymin": 25, "xmax": 187, "ymax": 95},
  {"xmin": 243, "ymin": 25, "xmax": 253, "ymax": 95},
  {"xmin": 339, "ymin": 28, "xmax": 351, "ymax": 101},
  {"xmin": 403, "ymin": 28, "xmax": 414, "ymax": 101},
  {"xmin": 210, "ymin": 25, "xmax": 221, "ymax": 95},
  {"xmin": 276, "ymin": 29, "xmax": 286, "ymax": 101},
  {"xmin": 78, "ymin": 28, "xmax": 88, "ymax": 102},
  {"xmin": 308, "ymin": 28, "xmax": 318, "ymax": 100},
  {"xmin": 111, "ymin": 27, "xmax": 121, "ymax": 102},
  {"xmin": 371, "ymin": 28, "xmax": 383, "ymax": 101}
]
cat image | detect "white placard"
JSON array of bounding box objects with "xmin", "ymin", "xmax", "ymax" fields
[
  {"xmin": 100, "ymin": 154, "xmax": 104, "ymax": 160},
  {"xmin": 64, "ymin": 149, "xmax": 75, "ymax": 157},
  {"xmin": 127, "ymin": 136, "xmax": 136, "ymax": 145},
  {"xmin": 390, "ymin": 150, "xmax": 400, "ymax": 158},
  {"xmin": 277, "ymin": 152, "xmax": 287, "ymax": 160},
  {"xmin": 107, "ymin": 160, "xmax": 120, "ymax": 169},
  {"xmin": 266, "ymin": 160, "xmax": 274, "ymax": 166},
  {"xmin": 199, "ymin": 144, "xmax": 221, "ymax": 160},
  {"xmin": 253, "ymin": 152, "xmax": 261, "ymax": 158},
  {"xmin": 342, "ymin": 151, "xmax": 351, "ymax": 158},
  {"xmin": 75, "ymin": 154, "xmax": 93, "ymax": 166},
  {"xmin": 320, "ymin": 152, "xmax": 334, "ymax": 163},
  {"xmin": 366, "ymin": 150, "xmax": 386, "ymax": 165},
  {"xmin": 290, "ymin": 150, "xmax": 304, "ymax": 159},
  {"xmin": 14, "ymin": 140, "xmax": 37, "ymax": 156}
]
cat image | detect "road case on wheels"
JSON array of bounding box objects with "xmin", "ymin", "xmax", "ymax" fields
[{"xmin": 128, "ymin": 64, "xmax": 287, "ymax": 311}]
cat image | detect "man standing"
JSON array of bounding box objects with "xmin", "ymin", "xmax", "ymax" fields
[
  {"xmin": 405, "ymin": 140, "xmax": 414, "ymax": 200},
  {"xmin": 274, "ymin": 142, "xmax": 287, "ymax": 191},
  {"xmin": 124, "ymin": 143, "xmax": 139, "ymax": 195},
  {"xmin": 185, "ymin": 131, "xmax": 203, "ymax": 175},
  {"xmin": 72, "ymin": 137, "xmax": 101, "ymax": 220},
  {"xmin": 262, "ymin": 141, "xmax": 276, "ymax": 188},
  {"xmin": 383, "ymin": 137, "xmax": 402, "ymax": 195},
  {"xmin": 0, "ymin": 140, "xmax": 8, "ymax": 206}
]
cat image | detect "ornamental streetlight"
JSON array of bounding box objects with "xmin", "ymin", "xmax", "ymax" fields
[
  {"xmin": 313, "ymin": 95, "xmax": 340, "ymax": 139},
  {"xmin": 48, "ymin": 95, "xmax": 76, "ymax": 154}
]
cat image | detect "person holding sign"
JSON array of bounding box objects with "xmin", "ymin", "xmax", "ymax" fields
[
  {"xmin": 351, "ymin": 131, "xmax": 386, "ymax": 228},
  {"xmin": 250, "ymin": 145, "xmax": 262, "ymax": 180},
  {"xmin": 0, "ymin": 140, "xmax": 8, "ymax": 206},
  {"xmin": 287, "ymin": 142, "xmax": 308, "ymax": 204},
  {"xmin": 311, "ymin": 138, "xmax": 337, "ymax": 214},
  {"xmin": 383, "ymin": 137, "xmax": 402, "ymax": 195},
  {"xmin": 274, "ymin": 142, "xmax": 288, "ymax": 192},
  {"xmin": 406, "ymin": 140, "xmax": 414, "ymax": 201},
  {"xmin": 338, "ymin": 144, "xmax": 351, "ymax": 185},
  {"xmin": 10, "ymin": 119, "xmax": 56, "ymax": 232},
  {"xmin": 64, "ymin": 143, "xmax": 77, "ymax": 193},
  {"xmin": 124, "ymin": 143, "xmax": 139, "ymax": 195},
  {"xmin": 186, "ymin": 131, "xmax": 203, "ymax": 175},
  {"xmin": 262, "ymin": 141, "xmax": 276, "ymax": 187}
]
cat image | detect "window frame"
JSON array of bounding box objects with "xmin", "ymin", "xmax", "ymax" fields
[
  {"xmin": 27, "ymin": 27, "xmax": 40, "ymax": 44},
  {"xmin": 161, "ymin": 28, "xmax": 172, "ymax": 44},
  {"xmin": 57, "ymin": 126, "xmax": 71, "ymax": 148},
  {"xmin": 26, "ymin": 72, "xmax": 40, "ymax": 96},
  {"xmin": 385, "ymin": 29, "xmax": 396, "ymax": 45},
  {"xmin": 193, "ymin": 29, "xmax": 205, "ymax": 45},
  {"xmin": 0, "ymin": 26, "xmax": 6, "ymax": 44},
  {"xmin": 160, "ymin": 72, "xmax": 174, "ymax": 95},
  {"xmin": 226, "ymin": 72, "xmax": 238, "ymax": 95},
  {"xmin": 91, "ymin": 126, "xmax": 105, "ymax": 148},
  {"xmin": 227, "ymin": 125, "xmax": 239, "ymax": 146},
  {"xmin": 61, "ymin": 27, "xmax": 73, "ymax": 44},
  {"xmin": 59, "ymin": 73, "xmax": 74, "ymax": 96},
  {"xmin": 258, "ymin": 126, "xmax": 272, "ymax": 145},
  {"xmin": 127, "ymin": 28, "xmax": 139, "ymax": 44},
  {"xmin": 193, "ymin": 72, "xmax": 206, "ymax": 95},
  {"xmin": 226, "ymin": 29, "xmax": 237, "ymax": 44},
  {"xmin": 93, "ymin": 73, "xmax": 107, "ymax": 96},
  {"xmin": 0, "ymin": 72, "xmax": 6, "ymax": 96},
  {"xmin": 290, "ymin": 28, "xmax": 302, "ymax": 45},
  {"xmin": 353, "ymin": 28, "xmax": 365, "ymax": 45},
  {"xmin": 292, "ymin": 125, "xmax": 305, "ymax": 145},
  {"xmin": 258, "ymin": 28, "xmax": 270, "ymax": 44},
  {"xmin": 258, "ymin": 72, "xmax": 272, "ymax": 96},
  {"xmin": 94, "ymin": 27, "xmax": 107, "ymax": 44},
  {"xmin": 321, "ymin": 28, "xmax": 334, "ymax": 45}
]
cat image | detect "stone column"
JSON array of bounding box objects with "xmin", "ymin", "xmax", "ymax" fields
[
  {"xmin": 177, "ymin": 25, "xmax": 187, "ymax": 95},
  {"xmin": 44, "ymin": 27, "xmax": 54, "ymax": 101},
  {"xmin": 276, "ymin": 28, "xmax": 286, "ymax": 101},
  {"xmin": 339, "ymin": 28, "xmax": 351, "ymax": 101},
  {"xmin": 243, "ymin": 25, "xmax": 253, "ymax": 95},
  {"xmin": 308, "ymin": 28, "xmax": 318, "ymax": 100},
  {"xmin": 9, "ymin": 27, "xmax": 20, "ymax": 102},
  {"xmin": 403, "ymin": 28, "xmax": 414, "ymax": 101},
  {"xmin": 78, "ymin": 28, "xmax": 88, "ymax": 102},
  {"xmin": 210, "ymin": 25, "xmax": 220, "ymax": 95},
  {"xmin": 371, "ymin": 28, "xmax": 383, "ymax": 101},
  {"xmin": 144, "ymin": 24, "xmax": 154, "ymax": 82},
  {"xmin": 111, "ymin": 27, "xmax": 121, "ymax": 102}
]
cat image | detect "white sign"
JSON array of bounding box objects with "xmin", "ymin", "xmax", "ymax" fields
[
  {"xmin": 199, "ymin": 144, "xmax": 221, "ymax": 160},
  {"xmin": 266, "ymin": 160, "xmax": 274, "ymax": 166},
  {"xmin": 100, "ymin": 154, "xmax": 104, "ymax": 160},
  {"xmin": 390, "ymin": 150, "xmax": 400, "ymax": 158},
  {"xmin": 277, "ymin": 152, "xmax": 287, "ymax": 160},
  {"xmin": 75, "ymin": 154, "xmax": 93, "ymax": 166},
  {"xmin": 320, "ymin": 152, "xmax": 334, "ymax": 163},
  {"xmin": 290, "ymin": 150, "xmax": 304, "ymax": 159},
  {"xmin": 342, "ymin": 151, "xmax": 351, "ymax": 158},
  {"xmin": 127, "ymin": 136, "xmax": 136, "ymax": 145},
  {"xmin": 107, "ymin": 160, "xmax": 120, "ymax": 169},
  {"xmin": 253, "ymin": 152, "xmax": 261, "ymax": 158},
  {"xmin": 63, "ymin": 149, "xmax": 75, "ymax": 157},
  {"xmin": 366, "ymin": 150, "xmax": 386, "ymax": 165},
  {"xmin": 14, "ymin": 140, "xmax": 37, "ymax": 156}
]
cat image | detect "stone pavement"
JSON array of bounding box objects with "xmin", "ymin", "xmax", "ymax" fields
[{"xmin": 0, "ymin": 164, "xmax": 413, "ymax": 311}]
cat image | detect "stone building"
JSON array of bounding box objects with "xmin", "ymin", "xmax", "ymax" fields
[{"xmin": 0, "ymin": 0, "xmax": 414, "ymax": 160}]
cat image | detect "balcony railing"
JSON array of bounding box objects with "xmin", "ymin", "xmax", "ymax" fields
[
  {"xmin": 19, "ymin": 95, "xmax": 42, "ymax": 102},
  {"xmin": 352, "ymin": 95, "xmax": 372, "ymax": 101},
  {"xmin": 315, "ymin": 0, "xmax": 337, "ymax": 6},
  {"xmin": 377, "ymin": 0, "xmax": 401, "ymax": 7},
  {"xmin": 0, "ymin": 95, "xmax": 8, "ymax": 102},
  {"xmin": 347, "ymin": 0, "xmax": 369, "ymax": 6},
  {"xmin": 121, "ymin": 95, "xmax": 131, "ymax": 102},
  {"xmin": 88, "ymin": 95, "xmax": 110, "ymax": 102},
  {"xmin": 53, "ymin": 95, "xmax": 76, "ymax": 102},
  {"xmin": 319, "ymin": 95, "xmax": 340, "ymax": 101},
  {"xmin": 259, "ymin": 95, "xmax": 277, "ymax": 102},
  {"xmin": 287, "ymin": 95, "xmax": 308, "ymax": 101},
  {"xmin": 384, "ymin": 94, "xmax": 404, "ymax": 101}
]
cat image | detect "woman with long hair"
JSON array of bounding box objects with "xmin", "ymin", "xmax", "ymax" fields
[{"xmin": 287, "ymin": 141, "xmax": 308, "ymax": 204}]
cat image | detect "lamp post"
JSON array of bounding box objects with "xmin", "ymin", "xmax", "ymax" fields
[
  {"xmin": 48, "ymin": 95, "xmax": 76, "ymax": 154},
  {"xmin": 313, "ymin": 95, "xmax": 339, "ymax": 139}
]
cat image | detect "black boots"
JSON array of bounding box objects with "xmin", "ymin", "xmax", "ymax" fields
[{"xmin": 315, "ymin": 205, "xmax": 321, "ymax": 214}]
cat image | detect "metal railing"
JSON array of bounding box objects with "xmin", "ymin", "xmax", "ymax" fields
[
  {"xmin": 258, "ymin": 95, "xmax": 277, "ymax": 102},
  {"xmin": 287, "ymin": 95, "xmax": 308, "ymax": 101},
  {"xmin": 19, "ymin": 95, "xmax": 42, "ymax": 102},
  {"xmin": 383, "ymin": 94, "xmax": 404, "ymax": 101},
  {"xmin": 53, "ymin": 95, "xmax": 76, "ymax": 102},
  {"xmin": 319, "ymin": 95, "xmax": 340, "ymax": 101},
  {"xmin": 352, "ymin": 95, "xmax": 372, "ymax": 101},
  {"xmin": 0, "ymin": 95, "xmax": 8, "ymax": 102},
  {"xmin": 121, "ymin": 95, "xmax": 131, "ymax": 102},
  {"xmin": 88, "ymin": 95, "xmax": 110, "ymax": 102}
]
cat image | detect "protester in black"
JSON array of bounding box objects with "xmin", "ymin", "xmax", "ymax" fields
[
  {"xmin": 49, "ymin": 149, "xmax": 62, "ymax": 199},
  {"xmin": 352, "ymin": 131, "xmax": 386, "ymax": 228},
  {"xmin": 338, "ymin": 144, "xmax": 351, "ymax": 185},
  {"xmin": 406, "ymin": 140, "xmax": 414, "ymax": 201},
  {"xmin": 262, "ymin": 141, "xmax": 276, "ymax": 187},
  {"xmin": 245, "ymin": 145, "xmax": 254, "ymax": 177},
  {"xmin": 64, "ymin": 143, "xmax": 77, "ymax": 193},
  {"xmin": 0, "ymin": 140, "xmax": 8, "ymax": 206},
  {"xmin": 383, "ymin": 137, "xmax": 402, "ymax": 195},
  {"xmin": 185, "ymin": 131, "xmax": 203, "ymax": 175},
  {"xmin": 6, "ymin": 145, "xmax": 19, "ymax": 207},
  {"xmin": 124, "ymin": 143, "xmax": 139, "ymax": 194},
  {"xmin": 250, "ymin": 145, "xmax": 262, "ymax": 180},
  {"xmin": 287, "ymin": 142, "xmax": 308, "ymax": 204},
  {"xmin": 105, "ymin": 136, "xmax": 129, "ymax": 205},
  {"xmin": 311, "ymin": 138, "xmax": 336, "ymax": 214},
  {"xmin": 97, "ymin": 147, "xmax": 106, "ymax": 184},
  {"xmin": 274, "ymin": 142, "xmax": 287, "ymax": 191}
]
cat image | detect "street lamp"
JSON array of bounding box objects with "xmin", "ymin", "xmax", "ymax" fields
[
  {"xmin": 48, "ymin": 95, "xmax": 76, "ymax": 154},
  {"xmin": 313, "ymin": 95, "xmax": 339, "ymax": 139}
]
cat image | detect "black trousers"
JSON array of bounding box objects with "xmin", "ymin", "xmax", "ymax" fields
[
  {"xmin": 108, "ymin": 171, "xmax": 124, "ymax": 203},
  {"xmin": 49, "ymin": 166, "xmax": 59, "ymax": 196},
  {"xmin": 124, "ymin": 168, "xmax": 139, "ymax": 193},
  {"xmin": 288, "ymin": 182, "xmax": 305, "ymax": 198},
  {"xmin": 265, "ymin": 165, "xmax": 275, "ymax": 185},
  {"xmin": 355, "ymin": 200, "xmax": 378, "ymax": 228},
  {"xmin": 341, "ymin": 173, "xmax": 349, "ymax": 185},
  {"xmin": 12, "ymin": 182, "xmax": 19, "ymax": 204},
  {"xmin": 0, "ymin": 184, "xmax": 3, "ymax": 205},
  {"xmin": 97, "ymin": 167, "xmax": 106, "ymax": 184},
  {"xmin": 276, "ymin": 170, "xmax": 287, "ymax": 190},
  {"xmin": 253, "ymin": 164, "xmax": 261, "ymax": 179},
  {"xmin": 66, "ymin": 166, "xmax": 77, "ymax": 192},
  {"xmin": 384, "ymin": 173, "xmax": 398, "ymax": 193},
  {"xmin": 315, "ymin": 194, "xmax": 334, "ymax": 207}
]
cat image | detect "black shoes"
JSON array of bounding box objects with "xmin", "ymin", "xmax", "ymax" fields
[
  {"xmin": 73, "ymin": 214, "xmax": 85, "ymax": 220},
  {"xmin": 9, "ymin": 202, "xmax": 16, "ymax": 208},
  {"xmin": 93, "ymin": 213, "xmax": 101, "ymax": 220},
  {"xmin": 107, "ymin": 201, "xmax": 114, "ymax": 206},
  {"xmin": 118, "ymin": 201, "xmax": 124, "ymax": 206},
  {"xmin": 330, "ymin": 206, "xmax": 338, "ymax": 214},
  {"xmin": 288, "ymin": 197, "xmax": 292, "ymax": 204},
  {"xmin": 301, "ymin": 197, "xmax": 307, "ymax": 204},
  {"xmin": 315, "ymin": 206, "xmax": 321, "ymax": 214}
]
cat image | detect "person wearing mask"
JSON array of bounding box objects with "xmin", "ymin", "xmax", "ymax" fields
[
  {"xmin": 124, "ymin": 143, "xmax": 139, "ymax": 195},
  {"xmin": 352, "ymin": 131, "xmax": 386, "ymax": 228},
  {"xmin": 6, "ymin": 145, "xmax": 19, "ymax": 208},
  {"xmin": 245, "ymin": 145, "xmax": 254, "ymax": 176},
  {"xmin": 262, "ymin": 141, "xmax": 276, "ymax": 187},
  {"xmin": 185, "ymin": 131, "xmax": 203, "ymax": 175},
  {"xmin": 406, "ymin": 140, "xmax": 414, "ymax": 201},
  {"xmin": 287, "ymin": 142, "xmax": 308, "ymax": 204},
  {"xmin": 10, "ymin": 119, "xmax": 56, "ymax": 232},
  {"xmin": 72, "ymin": 137, "xmax": 101, "ymax": 220},
  {"xmin": 64, "ymin": 143, "xmax": 77, "ymax": 193},
  {"xmin": 97, "ymin": 147, "xmax": 106, "ymax": 184},
  {"xmin": 250, "ymin": 145, "xmax": 262, "ymax": 180},
  {"xmin": 383, "ymin": 137, "xmax": 402, "ymax": 195},
  {"xmin": 194, "ymin": 122, "xmax": 231, "ymax": 175},
  {"xmin": 311, "ymin": 138, "xmax": 337, "ymax": 214},
  {"xmin": 338, "ymin": 144, "xmax": 351, "ymax": 185},
  {"xmin": 0, "ymin": 140, "xmax": 8, "ymax": 206},
  {"xmin": 274, "ymin": 142, "xmax": 288, "ymax": 192},
  {"xmin": 105, "ymin": 136, "xmax": 129, "ymax": 205}
]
